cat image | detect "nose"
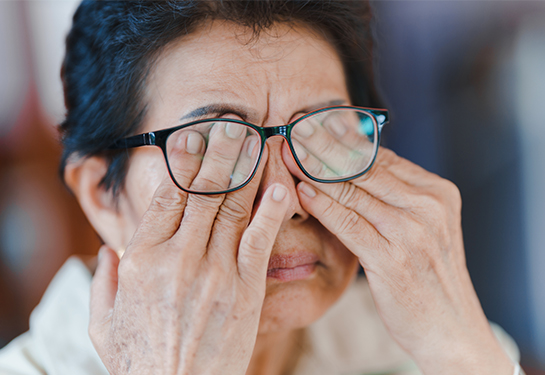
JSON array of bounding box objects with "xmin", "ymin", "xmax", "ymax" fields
[{"xmin": 255, "ymin": 136, "xmax": 309, "ymax": 222}]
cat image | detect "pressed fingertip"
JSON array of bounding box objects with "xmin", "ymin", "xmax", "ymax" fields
[
  {"xmin": 91, "ymin": 246, "xmax": 119, "ymax": 322},
  {"xmin": 298, "ymin": 182, "xmax": 316, "ymax": 198},
  {"xmin": 97, "ymin": 246, "xmax": 107, "ymax": 263},
  {"xmin": 96, "ymin": 246, "xmax": 120, "ymax": 272},
  {"xmin": 272, "ymin": 184, "xmax": 288, "ymax": 202}
]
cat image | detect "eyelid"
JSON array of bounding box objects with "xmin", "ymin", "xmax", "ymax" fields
[
  {"xmin": 220, "ymin": 113, "xmax": 245, "ymax": 121},
  {"xmin": 186, "ymin": 113, "xmax": 244, "ymax": 125}
]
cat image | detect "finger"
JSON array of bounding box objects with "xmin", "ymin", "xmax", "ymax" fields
[
  {"xmin": 174, "ymin": 122, "xmax": 257, "ymax": 254},
  {"xmin": 374, "ymin": 147, "xmax": 439, "ymax": 188},
  {"xmin": 348, "ymin": 162, "xmax": 419, "ymax": 208},
  {"xmin": 135, "ymin": 178, "xmax": 188, "ymax": 246},
  {"xmin": 292, "ymin": 113, "xmax": 376, "ymax": 178},
  {"xmin": 305, "ymin": 175, "xmax": 403, "ymax": 235},
  {"xmin": 207, "ymin": 142, "xmax": 268, "ymax": 265},
  {"xmin": 293, "ymin": 122, "xmax": 367, "ymax": 179},
  {"xmin": 237, "ymin": 183, "xmax": 290, "ymax": 286},
  {"xmin": 285, "ymin": 140, "xmax": 420, "ymax": 209},
  {"xmin": 373, "ymin": 148, "xmax": 461, "ymax": 208},
  {"xmin": 165, "ymin": 128, "xmax": 206, "ymax": 189},
  {"xmin": 284, "ymin": 143, "xmax": 408, "ymax": 212},
  {"xmin": 322, "ymin": 109, "xmax": 374, "ymax": 150},
  {"xmin": 290, "ymin": 139, "xmax": 339, "ymax": 179},
  {"xmin": 190, "ymin": 121, "xmax": 248, "ymax": 192},
  {"xmin": 89, "ymin": 246, "xmax": 119, "ymax": 347},
  {"xmin": 134, "ymin": 130, "xmax": 206, "ymax": 245},
  {"xmin": 296, "ymin": 182, "xmax": 386, "ymax": 263},
  {"xmin": 288, "ymin": 129, "xmax": 375, "ymax": 185},
  {"xmin": 229, "ymin": 135, "xmax": 261, "ymax": 187},
  {"xmin": 294, "ymin": 112, "xmax": 370, "ymax": 152}
]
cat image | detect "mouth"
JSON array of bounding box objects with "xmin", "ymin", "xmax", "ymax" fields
[{"xmin": 267, "ymin": 252, "xmax": 320, "ymax": 282}]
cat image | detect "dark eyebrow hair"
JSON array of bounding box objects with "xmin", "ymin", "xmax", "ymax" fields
[
  {"xmin": 180, "ymin": 104, "xmax": 258, "ymax": 122},
  {"xmin": 180, "ymin": 99, "xmax": 348, "ymax": 123}
]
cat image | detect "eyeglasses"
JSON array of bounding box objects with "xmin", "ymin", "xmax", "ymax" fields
[{"xmin": 109, "ymin": 105, "xmax": 389, "ymax": 195}]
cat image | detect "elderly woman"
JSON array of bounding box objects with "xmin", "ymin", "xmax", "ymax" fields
[{"xmin": 0, "ymin": 1, "xmax": 522, "ymax": 375}]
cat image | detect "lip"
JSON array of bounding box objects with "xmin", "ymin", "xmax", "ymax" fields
[{"xmin": 267, "ymin": 252, "xmax": 320, "ymax": 282}]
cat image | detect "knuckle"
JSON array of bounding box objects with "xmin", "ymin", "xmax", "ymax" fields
[
  {"xmin": 117, "ymin": 253, "xmax": 141, "ymax": 281},
  {"xmin": 443, "ymin": 179, "xmax": 462, "ymax": 207},
  {"xmin": 149, "ymin": 188, "xmax": 186, "ymax": 213},
  {"xmin": 241, "ymin": 227, "xmax": 271, "ymax": 254},
  {"xmin": 321, "ymin": 138, "xmax": 337, "ymax": 156},
  {"xmin": 219, "ymin": 197, "xmax": 251, "ymax": 224},
  {"xmin": 187, "ymin": 192, "xmax": 225, "ymax": 211},
  {"xmin": 336, "ymin": 182, "xmax": 359, "ymax": 207},
  {"xmin": 358, "ymin": 161, "xmax": 381, "ymax": 183},
  {"xmin": 376, "ymin": 147, "xmax": 398, "ymax": 166},
  {"xmin": 322, "ymin": 199, "xmax": 339, "ymax": 219},
  {"xmin": 191, "ymin": 175, "xmax": 227, "ymax": 192}
]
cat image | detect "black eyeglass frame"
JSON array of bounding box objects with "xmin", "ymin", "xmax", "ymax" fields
[{"xmin": 109, "ymin": 105, "xmax": 389, "ymax": 195}]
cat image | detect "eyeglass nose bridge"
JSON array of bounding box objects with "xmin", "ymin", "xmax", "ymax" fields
[{"xmin": 261, "ymin": 124, "xmax": 289, "ymax": 140}]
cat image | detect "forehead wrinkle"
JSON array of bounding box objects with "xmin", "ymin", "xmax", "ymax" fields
[{"xmin": 145, "ymin": 19, "xmax": 349, "ymax": 132}]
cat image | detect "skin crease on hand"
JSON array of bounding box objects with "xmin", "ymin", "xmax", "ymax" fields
[{"xmin": 67, "ymin": 19, "xmax": 515, "ymax": 375}]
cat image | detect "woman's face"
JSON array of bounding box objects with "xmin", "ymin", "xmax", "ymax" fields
[{"xmin": 117, "ymin": 21, "xmax": 360, "ymax": 333}]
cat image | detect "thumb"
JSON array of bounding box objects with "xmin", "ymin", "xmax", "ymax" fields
[{"xmin": 89, "ymin": 245, "xmax": 119, "ymax": 345}]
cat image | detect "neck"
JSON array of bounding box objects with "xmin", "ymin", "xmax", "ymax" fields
[{"xmin": 245, "ymin": 329, "xmax": 305, "ymax": 375}]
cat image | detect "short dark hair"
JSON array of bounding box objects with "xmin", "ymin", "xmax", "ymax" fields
[{"xmin": 59, "ymin": 0, "xmax": 380, "ymax": 197}]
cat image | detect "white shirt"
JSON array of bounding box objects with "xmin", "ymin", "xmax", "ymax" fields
[{"xmin": 0, "ymin": 257, "xmax": 520, "ymax": 375}]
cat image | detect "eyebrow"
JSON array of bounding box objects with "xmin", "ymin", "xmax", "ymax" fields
[
  {"xmin": 180, "ymin": 99, "xmax": 348, "ymax": 123},
  {"xmin": 180, "ymin": 104, "xmax": 257, "ymax": 122}
]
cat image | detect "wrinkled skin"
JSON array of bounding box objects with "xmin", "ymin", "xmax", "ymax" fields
[{"xmin": 68, "ymin": 20, "xmax": 515, "ymax": 375}]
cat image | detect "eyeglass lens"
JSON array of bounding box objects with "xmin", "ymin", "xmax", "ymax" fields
[
  {"xmin": 165, "ymin": 109, "xmax": 378, "ymax": 193},
  {"xmin": 166, "ymin": 121, "xmax": 262, "ymax": 193},
  {"xmin": 291, "ymin": 109, "xmax": 377, "ymax": 181}
]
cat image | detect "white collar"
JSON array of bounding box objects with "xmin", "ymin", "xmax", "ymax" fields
[{"xmin": 28, "ymin": 257, "xmax": 108, "ymax": 375}]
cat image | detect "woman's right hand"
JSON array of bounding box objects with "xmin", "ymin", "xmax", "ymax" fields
[{"xmin": 88, "ymin": 137, "xmax": 290, "ymax": 374}]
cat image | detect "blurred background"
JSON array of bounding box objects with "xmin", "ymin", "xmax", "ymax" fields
[{"xmin": 0, "ymin": 0, "xmax": 544, "ymax": 373}]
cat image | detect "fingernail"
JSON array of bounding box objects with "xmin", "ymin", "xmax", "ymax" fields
[
  {"xmin": 186, "ymin": 132, "xmax": 204, "ymax": 154},
  {"xmin": 247, "ymin": 137, "xmax": 258, "ymax": 157},
  {"xmin": 329, "ymin": 119, "xmax": 347, "ymax": 137},
  {"xmin": 293, "ymin": 120, "xmax": 314, "ymax": 138},
  {"xmin": 272, "ymin": 185, "xmax": 287, "ymax": 202},
  {"xmin": 299, "ymin": 182, "xmax": 316, "ymax": 198},
  {"xmin": 226, "ymin": 123, "xmax": 244, "ymax": 139}
]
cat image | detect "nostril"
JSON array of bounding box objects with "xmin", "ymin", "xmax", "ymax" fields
[{"xmin": 291, "ymin": 213, "xmax": 302, "ymax": 220}]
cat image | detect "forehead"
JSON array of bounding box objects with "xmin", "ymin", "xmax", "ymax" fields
[{"xmin": 144, "ymin": 20, "xmax": 349, "ymax": 129}]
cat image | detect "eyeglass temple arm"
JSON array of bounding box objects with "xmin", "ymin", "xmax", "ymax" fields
[{"xmin": 108, "ymin": 132, "xmax": 157, "ymax": 150}]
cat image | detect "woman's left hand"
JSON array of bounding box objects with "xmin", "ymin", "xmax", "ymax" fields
[{"xmin": 286, "ymin": 147, "xmax": 514, "ymax": 375}]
